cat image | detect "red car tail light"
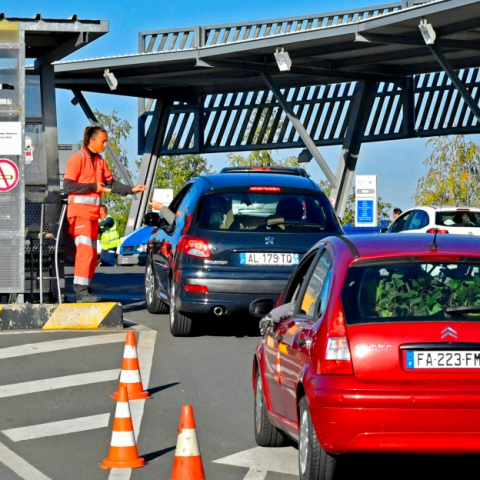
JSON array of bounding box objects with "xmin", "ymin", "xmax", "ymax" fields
[
  {"xmin": 178, "ymin": 236, "xmax": 211, "ymax": 258},
  {"xmin": 426, "ymin": 228, "xmax": 449, "ymax": 234},
  {"xmin": 185, "ymin": 284, "xmax": 209, "ymax": 293},
  {"xmin": 321, "ymin": 300, "xmax": 353, "ymax": 375},
  {"xmin": 249, "ymin": 186, "xmax": 281, "ymax": 193}
]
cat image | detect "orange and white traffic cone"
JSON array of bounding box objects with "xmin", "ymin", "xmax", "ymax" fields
[
  {"xmin": 112, "ymin": 331, "xmax": 150, "ymax": 400},
  {"xmin": 170, "ymin": 405, "xmax": 205, "ymax": 480},
  {"xmin": 101, "ymin": 386, "xmax": 145, "ymax": 469}
]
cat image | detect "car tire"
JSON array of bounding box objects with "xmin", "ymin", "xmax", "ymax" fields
[
  {"xmin": 145, "ymin": 261, "xmax": 168, "ymax": 314},
  {"xmin": 298, "ymin": 396, "xmax": 337, "ymax": 480},
  {"xmin": 254, "ymin": 367, "xmax": 285, "ymax": 447},
  {"xmin": 169, "ymin": 282, "xmax": 193, "ymax": 336}
]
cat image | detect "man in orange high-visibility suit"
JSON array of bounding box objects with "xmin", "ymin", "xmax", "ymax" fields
[{"xmin": 64, "ymin": 126, "xmax": 146, "ymax": 302}]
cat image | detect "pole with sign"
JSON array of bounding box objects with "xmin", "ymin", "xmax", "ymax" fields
[{"xmin": 355, "ymin": 175, "xmax": 377, "ymax": 227}]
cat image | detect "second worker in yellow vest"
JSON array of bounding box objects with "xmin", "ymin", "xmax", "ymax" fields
[{"xmin": 99, "ymin": 205, "xmax": 121, "ymax": 266}]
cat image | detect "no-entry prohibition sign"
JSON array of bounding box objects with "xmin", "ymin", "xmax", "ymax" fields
[{"xmin": 0, "ymin": 158, "xmax": 19, "ymax": 192}]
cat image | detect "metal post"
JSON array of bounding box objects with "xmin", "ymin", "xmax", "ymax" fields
[
  {"xmin": 125, "ymin": 99, "xmax": 170, "ymax": 234},
  {"xmin": 261, "ymin": 72, "xmax": 338, "ymax": 188},
  {"xmin": 330, "ymin": 81, "xmax": 377, "ymax": 219},
  {"xmin": 427, "ymin": 45, "xmax": 480, "ymax": 124},
  {"xmin": 39, "ymin": 64, "xmax": 60, "ymax": 203},
  {"xmin": 71, "ymin": 89, "xmax": 134, "ymax": 186}
]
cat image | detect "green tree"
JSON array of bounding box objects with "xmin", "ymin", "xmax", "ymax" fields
[
  {"xmin": 319, "ymin": 180, "xmax": 392, "ymax": 226},
  {"xmin": 152, "ymin": 150, "xmax": 212, "ymax": 195},
  {"xmin": 93, "ymin": 109, "xmax": 135, "ymax": 236},
  {"xmin": 414, "ymin": 135, "xmax": 480, "ymax": 206}
]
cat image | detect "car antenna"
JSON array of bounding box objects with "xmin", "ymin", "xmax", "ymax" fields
[{"xmin": 430, "ymin": 176, "xmax": 446, "ymax": 251}]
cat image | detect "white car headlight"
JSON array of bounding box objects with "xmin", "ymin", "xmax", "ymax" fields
[{"xmin": 137, "ymin": 244, "xmax": 147, "ymax": 253}]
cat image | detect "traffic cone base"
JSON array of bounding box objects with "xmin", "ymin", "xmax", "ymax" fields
[
  {"xmin": 170, "ymin": 405, "xmax": 205, "ymax": 480},
  {"xmin": 101, "ymin": 387, "xmax": 144, "ymax": 469},
  {"xmin": 113, "ymin": 331, "xmax": 150, "ymax": 400}
]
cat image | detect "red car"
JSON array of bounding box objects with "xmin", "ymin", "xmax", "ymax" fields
[{"xmin": 253, "ymin": 233, "xmax": 480, "ymax": 480}]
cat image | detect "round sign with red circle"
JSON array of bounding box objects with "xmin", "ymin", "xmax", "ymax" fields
[{"xmin": 0, "ymin": 159, "xmax": 19, "ymax": 192}]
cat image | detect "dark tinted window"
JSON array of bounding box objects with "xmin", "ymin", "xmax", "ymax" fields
[
  {"xmin": 436, "ymin": 211, "xmax": 480, "ymax": 228},
  {"xmin": 196, "ymin": 191, "xmax": 338, "ymax": 232},
  {"xmin": 391, "ymin": 211, "xmax": 412, "ymax": 232},
  {"xmin": 299, "ymin": 250, "xmax": 332, "ymax": 319},
  {"xmin": 342, "ymin": 260, "xmax": 480, "ymax": 324},
  {"xmin": 406, "ymin": 210, "xmax": 429, "ymax": 230}
]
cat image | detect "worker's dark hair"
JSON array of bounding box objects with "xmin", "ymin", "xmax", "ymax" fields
[
  {"xmin": 99, "ymin": 204, "xmax": 108, "ymax": 212},
  {"xmin": 83, "ymin": 126, "xmax": 107, "ymax": 149},
  {"xmin": 393, "ymin": 207, "xmax": 402, "ymax": 215}
]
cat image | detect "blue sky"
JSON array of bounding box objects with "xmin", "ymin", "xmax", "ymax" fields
[{"xmin": 5, "ymin": 0, "xmax": 475, "ymax": 213}]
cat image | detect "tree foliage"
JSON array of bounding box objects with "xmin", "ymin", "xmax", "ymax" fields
[
  {"xmin": 319, "ymin": 180, "xmax": 392, "ymax": 226},
  {"xmin": 93, "ymin": 109, "xmax": 134, "ymax": 236},
  {"xmin": 414, "ymin": 135, "xmax": 480, "ymax": 206},
  {"xmin": 151, "ymin": 150, "xmax": 212, "ymax": 195}
]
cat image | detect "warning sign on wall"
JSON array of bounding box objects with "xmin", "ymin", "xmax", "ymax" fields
[{"xmin": 0, "ymin": 158, "xmax": 19, "ymax": 192}]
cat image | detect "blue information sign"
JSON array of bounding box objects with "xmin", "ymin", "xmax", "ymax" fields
[{"xmin": 356, "ymin": 199, "xmax": 374, "ymax": 223}]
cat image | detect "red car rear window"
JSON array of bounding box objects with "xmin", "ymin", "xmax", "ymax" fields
[{"xmin": 341, "ymin": 259, "xmax": 480, "ymax": 324}]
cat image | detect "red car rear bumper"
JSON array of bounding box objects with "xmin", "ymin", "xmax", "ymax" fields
[{"xmin": 310, "ymin": 384, "xmax": 480, "ymax": 454}]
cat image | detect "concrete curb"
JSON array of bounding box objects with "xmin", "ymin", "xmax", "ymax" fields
[{"xmin": 0, "ymin": 303, "xmax": 123, "ymax": 330}]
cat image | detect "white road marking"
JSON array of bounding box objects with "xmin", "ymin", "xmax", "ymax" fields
[
  {"xmin": 214, "ymin": 446, "xmax": 298, "ymax": 476},
  {"xmin": 109, "ymin": 330, "xmax": 157, "ymax": 480},
  {"xmin": 0, "ymin": 333, "xmax": 125, "ymax": 359},
  {"xmin": 3, "ymin": 413, "xmax": 110, "ymax": 442},
  {"xmin": 244, "ymin": 470, "xmax": 267, "ymax": 480},
  {"xmin": 0, "ymin": 441, "xmax": 52, "ymax": 480},
  {"xmin": 0, "ymin": 369, "xmax": 120, "ymax": 398}
]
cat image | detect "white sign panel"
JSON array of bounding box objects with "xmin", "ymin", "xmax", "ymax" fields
[
  {"xmin": 152, "ymin": 188, "xmax": 174, "ymax": 211},
  {"xmin": 0, "ymin": 122, "xmax": 22, "ymax": 155},
  {"xmin": 355, "ymin": 175, "xmax": 377, "ymax": 227}
]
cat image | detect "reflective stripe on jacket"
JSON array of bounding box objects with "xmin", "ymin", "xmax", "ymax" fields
[
  {"xmin": 99, "ymin": 215, "xmax": 121, "ymax": 250},
  {"xmin": 64, "ymin": 148, "xmax": 113, "ymax": 220}
]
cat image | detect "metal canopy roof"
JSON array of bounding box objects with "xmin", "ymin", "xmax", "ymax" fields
[
  {"xmin": 0, "ymin": 15, "xmax": 108, "ymax": 61},
  {"xmin": 53, "ymin": 0, "xmax": 480, "ymax": 100}
]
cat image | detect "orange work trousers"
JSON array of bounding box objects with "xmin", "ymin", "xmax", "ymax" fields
[{"xmin": 68, "ymin": 216, "xmax": 98, "ymax": 287}]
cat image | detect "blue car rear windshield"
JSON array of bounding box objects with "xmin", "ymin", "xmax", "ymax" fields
[
  {"xmin": 342, "ymin": 261, "xmax": 480, "ymax": 324},
  {"xmin": 196, "ymin": 191, "xmax": 338, "ymax": 232}
]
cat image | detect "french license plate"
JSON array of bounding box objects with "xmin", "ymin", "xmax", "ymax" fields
[
  {"xmin": 406, "ymin": 350, "xmax": 480, "ymax": 369},
  {"xmin": 240, "ymin": 252, "xmax": 299, "ymax": 266},
  {"xmin": 122, "ymin": 256, "xmax": 134, "ymax": 264}
]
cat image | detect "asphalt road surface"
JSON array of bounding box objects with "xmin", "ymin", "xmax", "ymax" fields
[{"xmin": 0, "ymin": 266, "xmax": 478, "ymax": 479}]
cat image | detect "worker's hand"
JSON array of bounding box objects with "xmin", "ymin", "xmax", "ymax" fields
[
  {"xmin": 149, "ymin": 200, "xmax": 163, "ymax": 210},
  {"xmin": 132, "ymin": 184, "xmax": 147, "ymax": 194},
  {"xmin": 259, "ymin": 313, "xmax": 278, "ymax": 336},
  {"xmin": 96, "ymin": 182, "xmax": 109, "ymax": 193}
]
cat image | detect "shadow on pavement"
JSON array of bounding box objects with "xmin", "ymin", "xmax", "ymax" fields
[
  {"xmin": 142, "ymin": 446, "xmax": 176, "ymax": 463},
  {"xmin": 334, "ymin": 453, "xmax": 480, "ymax": 479},
  {"xmin": 191, "ymin": 313, "xmax": 261, "ymax": 338},
  {"xmin": 148, "ymin": 382, "xmax": 180, "ymax": 396}
]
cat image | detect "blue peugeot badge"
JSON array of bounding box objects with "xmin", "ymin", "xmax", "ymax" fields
[{"xmin": 265, "ymin": 236, "xmax": 274, "ymax": 245}]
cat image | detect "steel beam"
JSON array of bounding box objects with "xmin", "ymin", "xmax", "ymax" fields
[
  {"xmin": 330, "ymin": 80, "xmax": 378, "ymax": 219},
  {"xmin": 261, "ymin": 72, "xmax": 338, "ymax": 188},
  {"xmin": 126, "ymin": 99, "xmax": 170, "ymax": 234},
  {"xmin": 39, "ymin": 64, "xmax": 60, "ymax": 202},
  {"xmin": 34, "ymin": 32, "xmax": 89, "ymax": 68},
  {"xmin": 71, "ymin": 90, "xmax": 134, "ymax": 186},
  {"xmin": 427, "ymin": 45, "xmax": 480, "ymax": 124}
]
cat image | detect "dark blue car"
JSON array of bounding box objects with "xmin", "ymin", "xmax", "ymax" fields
[{"xmin": 143, "ymin": 167, "xmax": 343, "ymax": 336}]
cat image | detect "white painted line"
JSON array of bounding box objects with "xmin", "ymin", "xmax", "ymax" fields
[
  {"xmin": 0, "ymin": 369, "xmax": 120, "ymax": 399},
  {"xmin": 0, "ymin": 440, "xmax": 51, "ymax": 480},
  {"xmin": 244, "ymin": 470, "xmax": 267, "ymax": 480},
  {"xmin": 3, "ymin": 413, "xmax": 110, "ymax": 442},
  {"xmin": 214, "ymin": 446, "xmax": 298, "ymax": 476},
  {"xmin": 109, "ymin": 330, "xmax": 157, "ymax": 480},
  {"xmin": 0, "ymin": 333, "xmax": 126, "ymax": 359}
]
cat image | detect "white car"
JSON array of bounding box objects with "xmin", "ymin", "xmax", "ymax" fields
[{"xmin": 387, "ymin": 205, "xmax": 480, "ymax": 236}]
